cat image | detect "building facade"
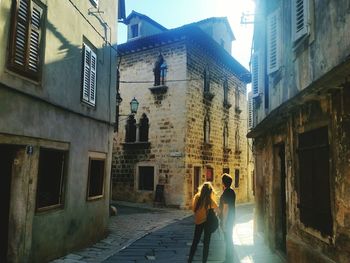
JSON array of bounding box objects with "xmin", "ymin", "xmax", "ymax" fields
[
  {"xmin": 0, "ymin": 0, "xmax": 119, "ymax": 262},
  {"xmin": 249, "ymin": 0, "xmax": 350, "ymax": 262},
  {"xmin": 112, "ymin": 12, "xmax": 251, "ymax": 208}
]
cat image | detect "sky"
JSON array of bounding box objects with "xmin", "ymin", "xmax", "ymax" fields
[{"xmin": 117, "ymin": 0, "xmax": 255, "ymax": 70}]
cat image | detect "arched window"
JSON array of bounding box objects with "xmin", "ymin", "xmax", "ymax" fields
[
  {"xmin": 223, "ymin": 78, "xmax": 228, "ymax": 105},
  {"xmin": 204, "ymin": 115, "xmax": 210, "ymax": 144},
  {"xmin": 154, "ymin": 55, "xmax": 167, "ymax": 86},
  {"xmin": 125, "ymin": 115, "xmax": 136, "ymax": 142},
  {"xmin": 223, "ymin": 122, "xmax": 229, "ymax": 148},
  {"xmin": 203, "ymin": 66, "xmax": 210, "ymax": 93},
  {"xmin": 235, "ymin": 126, "xmax": 240, "ymax": 153},
  {"xmin": 139, "ymin": 113, "xmax": 149, "ymax": 142}
]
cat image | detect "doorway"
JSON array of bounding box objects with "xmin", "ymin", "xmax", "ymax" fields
[
  {"xmin": 274, "ymin": 144, "xmax": 287, "ymax": 253},
  {"xmin": 193, "ymin": 167, "xmax": 201, "ymax": 195},
  {"xmin": 0, "ymin": 144, "xmax": 17, "ymax": 261}
]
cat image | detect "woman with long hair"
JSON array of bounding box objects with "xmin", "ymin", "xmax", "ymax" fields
[{"xmin": 188, "ymin": 182, "xmax": 218, "ymax": 263}]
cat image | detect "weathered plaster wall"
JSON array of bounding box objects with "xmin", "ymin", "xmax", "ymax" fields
[
  {"xmin": 255, "ymin": 94, "xmax": 350, "ymax": 263},
  {"xmin": 0, "ymin": 0, "xmax": 117, "ymax": 262}
]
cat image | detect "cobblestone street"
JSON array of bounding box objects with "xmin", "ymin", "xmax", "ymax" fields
[{"xmin": 53, "ymin": 203, "xmax": 284, "ymax": 263}]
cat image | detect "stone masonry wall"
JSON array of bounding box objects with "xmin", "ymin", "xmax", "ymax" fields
[
  {"xmin": 184, "ymin": 41, "xmax": 249, "ymax": 205},
  {"xmin": 112, "ymin": 42, "xmax": 188, "ymax": 207}
]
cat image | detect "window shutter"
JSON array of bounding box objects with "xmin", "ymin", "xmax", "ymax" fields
[
  {"xmin": 28, "ymin": 2, "xmax": 43, "ymax": 73},
  {"xmin": 82, "ymin": 44, "xmax": 91, "ymax": 103},
  {"xmin": 90, "ymin": 50, "xmax": 97, "ymax": 105},
  {"xmin": 292, "ymin": 0, "xmax": 308, "ymax": 41},
  {"xmin": 251, "ymin": 52, "xmax": 263, "ymax": 97},
  {"xmin": 267, "ymin": 9, "xmax": 281, "ymax": 74},
  {"xmin": 248, "ymin": 94, "xmax": 253, "ymax": 128},
  {"xmin": 13, "ymin": 0, "xmax": 29, "ymax": 67}
]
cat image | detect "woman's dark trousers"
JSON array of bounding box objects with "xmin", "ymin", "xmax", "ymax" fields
[{"xmin": 188, "ymin": 222, "xmax": 212, "ymax": 263}]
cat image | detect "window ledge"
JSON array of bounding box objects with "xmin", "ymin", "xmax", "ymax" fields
[
  {"xmin": 203, "ymin": 142, "xmax": 213, "ymax": 148},
  {"xmin": 235, "ymin": 107, "xmax": 242, "ymax": 114},
  {"xmin": 149, "ymin": 85, "xmax": 168, "ymax": 94},
  {"xmin": 204, "ymin": 91, "xmax": 215, "ymax": 101},
  {"xmin": 224, "ymin": 147, "xmax": 232, "ymax": 153},
  {"xmin": 122, "ymin": 142, "xmax": 151, "ymax": 149},
  {"xmin": 224, "ymin": 102, "xmax": 232, "ymax": 109}
]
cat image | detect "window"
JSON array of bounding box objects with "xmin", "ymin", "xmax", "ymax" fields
[
  {"xmin": 90, "ymin": 0, "xmax": 98, "ymax": 7},
  {"xmin": 139, "ymin": 113, "xmax": 149, "ymax": 142},
  {"xmin": 206, "ymin": 167, "xmax": 214, "ymax": 182},
  {"xmin": 138, "ymin": 166, "xmax": 154, "ymax": 191},
  {"xmin": 298, "ymin": 126, "xmax": 333, "ymax": 236},
  {"xmin": 292, "ymin": 0, "xmax": 309, "ymax": 41},
  {"xmin": 131, "ymin": 24, "xmax": 139, "ymax": 38},
  {"xmin": 87, "ymin": 158, "xmax": 105, "ymax": 199},
  {"xmin": 235, "ymin": 127, "xmax": 241, "ymax": 153},
  {"xmin": 153, "ymin": 55, "xmax": 167, "ymax": 86},
  {"xmin": 82, "ymin": 43, "xmax": 97, "ymax": 106},
  {"xmin": 204, "ymin": 114, "xmax": 210, "ymax": 144},
  {"xmin": 234, "ymin": 169, "xmax": 240, "ymax": 188},
  {"xmin": 223, "ymin": 78, "xmax": 229, "ymax": 105},
  {"xmin": 125, "ymin": 115, "xmax": 136, "ymax": 142},
  {"xmin": 8, "ymin": 0, "xmax": 45, "ymax": 80},
  {"xmin": 203, "ymin": 66, "xmax": 210, "ymax": 93},
  {"xmin": 267, "ymin": 9, "xmax": 281, "ymax": 73},
  {"xmin": 36, "ymin": 148, "xmax": 66, "ymax": 210},
  {"xmin": 223, "ymin": 122, "xmax": 229, "ymax": 148},
  {"xmin": 235, "ymin": 89, "xmax": 240, "ymax": 110}
]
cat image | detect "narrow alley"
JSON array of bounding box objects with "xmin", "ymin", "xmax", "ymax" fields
[{"xmin": 54, "ymin": 203, "xmax": 283, "ymax": 263}]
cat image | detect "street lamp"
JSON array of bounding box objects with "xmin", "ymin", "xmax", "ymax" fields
[
  {"xmin": 114, "ymin": 96, "xmax": 139, "ymax": 132},
  {"xmin": 129, "ymin": 97, "xmax": 139, "ymax": 114}
]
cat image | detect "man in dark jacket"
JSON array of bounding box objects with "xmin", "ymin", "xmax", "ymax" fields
[{"xmin": 219, "ymin": 173, "xmax": 236, "ymax": 262}]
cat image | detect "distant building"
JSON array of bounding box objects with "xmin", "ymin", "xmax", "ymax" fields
[
  {"xmin": 0, "ymin": 0, "xmax": 121, "ymax": 262},
  {"xmin": 249, "ymin": 0, "xmax": 350, "ymax": 262},
  {"xmin": 112, "ymin": 11, "xmax": 251, "ymax": 208}
]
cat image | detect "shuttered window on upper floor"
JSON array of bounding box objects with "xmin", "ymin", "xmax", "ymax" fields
[
  {"xmin": 82, "ymin": 43, "xmax": 97, "ymax": 106},
  {"xmin": 267, "ymin": 9, "xmax": 281, "ymax": 74},
  {"xmin": 8, "ymin": 0, "xmax": 45, "ymax": 81},
  {"xmin": 251, "ymin": 52, "xmax": 263, "ymax": 98},
  {"xmin": 292, "ymin": 0, "xmax": 309, "ymax": 42}
]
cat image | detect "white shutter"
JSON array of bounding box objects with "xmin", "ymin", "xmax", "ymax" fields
[
  {"xmin": 28, "ymin": 2, "xmax": 43, "ymax": 73},
  {"xmin": 90, "ymin": 50, "xmax": 97, "ymax": 105},
  {"xmin": 251, "ymin": 52, "xmax": 263, "ymax": 97},
  {"xmin": 82, "ymin": 44, "xmax": 91, "ymax": 102},
  {"xmin": 248, "ymin": 93, "xmax": 253, "ymax": 129},
  {"xmin": 267, "ymin": 9, "xmax": 281, "ymax": 74},
  {"xmin": 14, "ymin": 0, "xmax": 29, "ymax": 67},
  {"xmin": 292, "ymin": 0, "xmax": 308, "ymax": 41}
]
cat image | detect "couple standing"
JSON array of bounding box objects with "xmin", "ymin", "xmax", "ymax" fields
[{"xmin": 188, "ymin": 173, "xmax": 236, "ymax": 263}]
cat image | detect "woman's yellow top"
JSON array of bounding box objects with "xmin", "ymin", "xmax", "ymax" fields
[{"xmin": 192, "ymin": 193, "xmax": 218, "ymax": 225}]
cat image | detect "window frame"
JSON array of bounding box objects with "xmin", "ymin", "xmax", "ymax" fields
[
  {"xmin": 36, "ymin": 147, "xmax": 67, "ymax": 212},
  {"xmin": 8, "ymin": 0, "xmax": 45, "ymax": 81},
  {"xmin": 297, "ymin": 126, "xmax": 333, "ymax": 236},
  {"xmin": 130, "ymin": 23, "xmax": 139, "ymax": 38},
  {"xmin": 86, "ymin": 153, "xmax": 106, "ymax": 201},
  {"xmin": 137, "ymin": 165, "xmax": 155, "ymax": 192}
]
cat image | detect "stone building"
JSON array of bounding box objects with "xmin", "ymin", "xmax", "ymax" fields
[
  {"xmin": 0, "ymin": 0, "xmax": 122, "ymax": 262},
  {"xmin": 112, "ymin": 12, "xmax": 251, "ymax": 208},
  {"xmin": 249, "ymin": 0, "xmax": 350, "ymax": 262}
]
